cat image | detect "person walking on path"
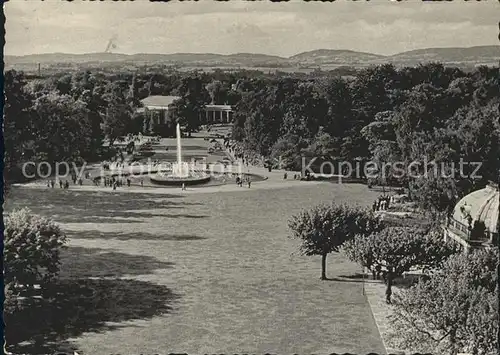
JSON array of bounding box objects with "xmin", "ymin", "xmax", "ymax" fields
[
  {"xmin": 385, "ymin": 268, "xmax": 393, "ymax": 304},
  {"xmin": 247, "ymin": 177, "xmax": 251, "ymax": 188},
  {"xmin": 385, "ymin": 285, "xmax": 392, "ymax": 304},
  {"xmin": 375, "ymin": 264, "xmax": 382, "ymax": 280}
]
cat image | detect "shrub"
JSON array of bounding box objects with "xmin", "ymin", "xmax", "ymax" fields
[
  {"xmin": 4, "ymin": 208, "xmax": 67, "ymax": 293},
  {"xmin": 389, "ymin": 248, "xmax": 498, "ymax": 354}
]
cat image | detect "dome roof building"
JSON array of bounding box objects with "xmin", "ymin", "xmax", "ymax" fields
[{"xmin": 444, "ymin": 183, "xmax": 498, "ymax": 250}]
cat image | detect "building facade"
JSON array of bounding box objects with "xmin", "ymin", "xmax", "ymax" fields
[
  {"xmin": 443, "ymin": 183, "xmax": 498, "ymax": 251},
  {"xmin": 139, "ymin": 95, "xmax": 233, "ymax": 135},
  {"xmin": 203, "ymin": 104, "xmax": 233, "ymax": 124},
  {"xmin": 139, "ymin": 96, "xmax": 179, "ymax": 134}
]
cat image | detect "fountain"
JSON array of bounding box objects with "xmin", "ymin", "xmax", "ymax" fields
[
  {"xmin": 150, "ymin": 123, "xmax": 211, "ymax": 186},
  {"xmin": 171, "ymin": 123, "xmax": 190, "ymax": 178}
]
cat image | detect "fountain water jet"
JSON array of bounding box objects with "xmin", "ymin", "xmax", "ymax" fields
[
  {"xmin": 149, "ymin": 123, "xmax": 210, "ymax": 186},
  {"xmin": 171, "ymin": 123, "xmax": 190, "ymax": 178}
]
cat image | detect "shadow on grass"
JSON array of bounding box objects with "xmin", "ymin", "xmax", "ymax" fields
[
  {"xmin": 56, "ymin": 215, "xmax": 145, "ymax": 224},
  {"xmin": 6, "ymin": 246, "xmax": 179, "ymax": 354},
  {"xmin": 336, "ymin": 273, "xmax": 424, "ymax": 288},
  {"xmin": 59, "ymin": 246, "xmax": 175, "ymax": 278},
  {"xmin": 66, "ymin": 229, "xmax": 208, "ymax": 241},
  {"xmin": 6, "ymin": 187, "xmax": 205, "ymax": 223},
  {"xmin": 330, "ymin": 273, "xmax": 384, "ymax": 284},
  {"xmin": 338, "ymin": 273, "xmax": 366, "ymax": 279},
  {"xmin": 53, "ymin": 211, "xmax": 209, "ymax": 224},
  {"xmin": 323, "ymin": 276, "xmax": 366, "ymax": 283},
  {"xmin": 5, "ymin": 278, "xmax": 179, "ymax": 354}
]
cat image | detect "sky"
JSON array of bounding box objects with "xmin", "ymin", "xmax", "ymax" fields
[{"xmin": 5, "ymin": 0, "xmax": 499, "ymax": 57}]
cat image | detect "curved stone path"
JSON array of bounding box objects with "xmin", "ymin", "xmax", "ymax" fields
[{"xmin": 17, "ymin": 159, "xmax": 326, "ymax": 195}]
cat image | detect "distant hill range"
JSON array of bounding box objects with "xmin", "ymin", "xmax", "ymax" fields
[{"xmin": 5, "ymin": 46, "xmax": 499, "ymax": 69}]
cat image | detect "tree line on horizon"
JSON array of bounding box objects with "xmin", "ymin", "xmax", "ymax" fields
[{"xmin": 4, "ymin": 62, "xmax": 499, "ymax": 213}]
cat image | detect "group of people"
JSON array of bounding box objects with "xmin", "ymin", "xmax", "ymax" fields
[
  {"xmin": 47, "ymin": 179, "xmax": 70, "ymax": 189},
  {"xmin": 372, "ymin": 196, "xmax": 391, "ymax": 211},
  {"xmin": 47, "ymin": 170, "xmax": 94, "ymax": 189},
  {"xmin": 70, "ymin": 176, "xmax": 84, "ymax": 186},
  {"xmin": 102, "ymin": 161, "xmax": 128, "ymax": 171},
  {"xmin": 124, "ymin": 133, "xmax": 160, "ymax": 144},
  {"xmin": 102, "ymin": 176, "xmax": 134, "ymax": 190},
  {"xmin": 235, "ymin": 175, "xmax": 251, "ymax": 188},
  {"xmin": 47, "ymin": 171, "xmax": 146, "ymax": 191}
]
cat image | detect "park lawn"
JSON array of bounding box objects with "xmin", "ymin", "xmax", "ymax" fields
[{"xmin": 6, "ymin": 182, "xmax": 385, "ymax": 354}]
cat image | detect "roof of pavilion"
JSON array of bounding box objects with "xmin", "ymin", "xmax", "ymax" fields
[
  {"xmin": 141, "ymin": 95, "xmax": 181, "ymax": 109},
  {"xmin": 140, "ymin": 96, "xmax": 232, "ymax": 111},
  {"xmin": 205, "ymin": 104, "xmax": 232, "ymax": 110}
]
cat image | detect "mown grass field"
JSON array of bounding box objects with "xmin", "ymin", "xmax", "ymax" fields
[{"xmin": 6, "ymin": 176, "xmax": 385, "ymax": 354}]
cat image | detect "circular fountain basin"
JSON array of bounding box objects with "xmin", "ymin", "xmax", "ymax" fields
[
  {"xmin": 93, "ymin": 170, "xmax": 266, "ymax": 188},
  {"xmin": 149, "ymin": 173, "xmax": 211, "ymax": 186},
  {"xmin": 150, "ymin": 161, "xmax": 212, "ymax": 186}
]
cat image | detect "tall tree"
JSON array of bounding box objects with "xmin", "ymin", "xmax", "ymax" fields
[
  {"xmin": 32, "ymin": 92, "xmax": 93, "ymax": 163},
  {"xmin": 102, "ymin": 82, "xmax": 133, "ymax": 145},
  {"xmin": 102, "ymin": 102, "xmax": 133, "ymax": 146},
  {"xmin": 206, "ymin": 80, "xmax": 225, "ymax": 104},
  {"xmin": 173, "ymin": 76, "xmax": 209, "ymax": 136},
  {"xmin": 316, "ymin": 77, "xmax": 354, "ymax": 159},
  {"xmin": 4, "ymin": 70, "xmax": 36, "ymax": 178}
]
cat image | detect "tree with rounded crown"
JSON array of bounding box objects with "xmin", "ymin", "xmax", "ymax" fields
[
  {"xmin": 288, "ymin": 203, "xmax": 383, "ymax": 280},
  {"xmin": 343, "ymin": 226, "xmax": 460, "ymax": 296}
]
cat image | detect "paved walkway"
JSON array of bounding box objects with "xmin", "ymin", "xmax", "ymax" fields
[
  {"xmin": 364, "ymin": 278, "xmax": 409, "ymax": 355},
  {"xmin": 17, "ymin": 139, "xmax": 318, "ymax": 195},
  {"xmin": 18, "ymin": 180, "xmax": 320, "ymax": 196}
]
